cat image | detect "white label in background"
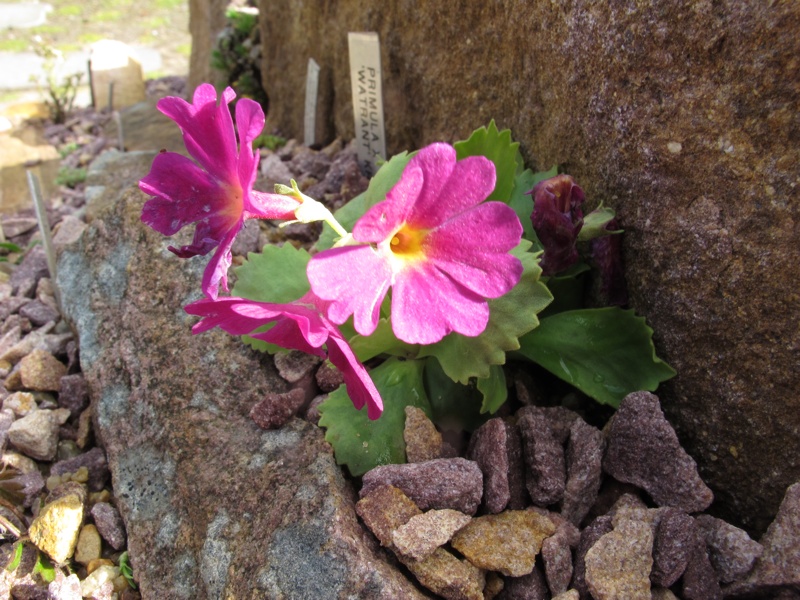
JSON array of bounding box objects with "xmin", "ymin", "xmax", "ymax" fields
[
  {"xmin": 304, "ymin": 58, "xmax": 320, "ymax": 147},
  {"xmin": 348, "ymin": 32, "xmax": 386, "ymax": 177}
]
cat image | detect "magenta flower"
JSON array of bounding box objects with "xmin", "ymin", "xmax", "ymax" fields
[
  {"xmin": 528, "ymin": 174, "xmax": 585, "ymax": 276},
  {"xmin": 139, "ymin": 83, "xmax": 300, "ymax": 299},
  {"xmin": 184, "ymin": 293, "xmax": 383, "ymax": 420},
  {"xmin": 307, "ymin": 143, "xmax": 523, "ymax": 345}
]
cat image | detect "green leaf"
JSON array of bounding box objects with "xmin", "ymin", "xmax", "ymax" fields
[
  {"xmin": 6, "ymin": 542, "xmax": 23, "ymax": 572},
  {"xmin": 232, "ymin": 243, "xmax": 310, "ymax": 303},
  {"xmin": 318, "ymin": 358, "xmax": 431, "ymax": 476},
  {"xmin": 33, "ymin": 552, "xmax": 55, "ymax": 583},
  {"xmin": 418, "ymin": 240, "xmax": 553, "ymax": 383},
  {"xmin": 516, "ymin": 308, "xmax": 677, "ymax": 408},
  {"xmin": 119, "ymin": 551, "xmax": 138, "ymax": 590},
  {"xmin": 477, "ymin": 365, "xmax": 507, "ymax": 414},
  {"xmin": 539, "ymin": 261, "xmax": 591, "ymax": 319},
  {"xmin": 510, "ymin": 165, "xmax": 559, "ymax": 245},
  {"xmin": 423, "ymin": 357, "xmax": 487, "ymax": 432},
  {"xmin": 578, "ymin": 204, "xmax": 621, "ymax": 241},
  {"xmin": 349, "ymin": 318, "xmax": 419, "ymax": 362},
  {"xmin": 316, "ymin": 151, "xmax": 413, "ymax": 251},
  {"xmin": 454, "ymin": 120, "xmax": 520, "ymax": 202}
]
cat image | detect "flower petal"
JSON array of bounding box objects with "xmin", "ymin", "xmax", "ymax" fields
[
  {"xmin": 157, "ymin": 84, "xmax": 239, "ymax": 183},
  {"xmin": 234, "ymin": 98, "xmax": 264, "ymax": 195},
  {"xmin": 391, "ymin": 261, "xmax": 490, "ymax": 344},
  {"xmin": 246, "ymin": 191, "xmax": 300, "ymax": 221},
  {"xmin": 199, "ymin": 227, "xmax": 239, "ymax": 299},
  {"xmin": 307, "ymin": 245, "xmax": 392, "ymax": 336},
  {"xmin": 326, "ymin": 332, "xmax": 383, "ymax": 420},
  {"xmin": 353, "ymin": 164, "xmax": 424, "ymax": 243},
  {"xmin": 425, "ymin": 202, "xmax": 523, "ymax": 298},
  {"xmin": 408, "ymin": 152, "xmax": 496, "ymax": 229}
]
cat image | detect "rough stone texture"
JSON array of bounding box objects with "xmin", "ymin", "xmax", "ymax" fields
[
  {"xmin": 7, "ymin": 408, "xmax": 69, "ymax": 461},
  {"xmin": 400, "ymin": 548, "xmax": 485, "ymax": 600},
  {"xmin": 404, "ymin": 405, "xmax": 444, "ymax": 464},
  {"xmin": 355, "ymin": 484, "xmax": 421, "ymax": 549},
  {"xmin": 28, "ymin": 484, "xmax": 85, "ymax": 564},
  {"xmin": 18, "ymin": 349, "xmax": 66, "ymax": 391},
  {"xmin": 51, "ymin": 447, "xmax": 109, "ymax": 492},
  {"xmin": 55, "ymin": 161, "xmax": 428, "ymax": 599},
  {"xmin": 562, "ymin": 417, "xmax": 605, "ymax": 526},
  {"xmin": 681, "ymin": 534, "xmax": 723, "ymax": 600},
  {"xmin": 518, "ymin": 407, "xmax": 566, "ymax": 506},
  {"xmin": 603, "ymin": 392, "xmax": 714, "ymax": 513},
  {"xmin": 695, "ymin": 514, "xmax": 763, "ymax": 584},
  {"xmin": 360, "ymin": 458, "xmax": 484, "ymax": 515},
  {"xmin": 505, "ymin": 420, "xmax": 529, "ymax": 511},
  {"xmin": 498, "ymin": 566, "xmax": 549, "ymax": 600},
  {"xmin": 392, "ymin": 509, "xmax": 471, "ymax": 561},
  {"xmin": 542, "ymin": 530, "xmax": 574, "ymax": 596},
  {"xmin": 256, "ymin": 0, "xmax": 800, "ymax": 535},
  {"xmin": 90, "ymin": 502, "xmax": 127, "ymax": 551},
  {"xmin": 572, "ymin": 515, "xmax": 614, "ymax": 600},
  {"xmin": 584, "ymin": 517, "xmax": 653, "ymax": 600},
  {"xmin": 450, "ymin": 510, "xmax": 555, "ymax": 577},
  {"xmin": 466, "ymin": 417, "xmax": 510, "ymax": 513},
  {"xmin": 651, "ymin": 507, "xmax": 696, "ymax": 588}
]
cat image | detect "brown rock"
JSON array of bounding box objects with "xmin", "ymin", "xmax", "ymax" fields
[
  {"xmin": 401, "ymin": 547, "xmax": 485, "ymax": 600},
  {"xmin": 392, "ymin": 509, "xmax": 471, "ymax": 561},
  {"xmin": 451, "ymin": 510, "xmax": 555, "ymax": 577},
  {"xmin": 361, "ymin": 458, "xmax": 484, "ymax": 514},
  {"xmin": 651, "ymin": 508, "xmax": 696, "ymax": 588},
  {"xmin": 695, "ymin": 514, "xmax": 763, "ymax": 584},
  {"xmin": 572, "ymin": 515, "xmax": 613, "ymax": 600},
  {"xmin": 18, "ymin": 349, "xmax": 67, "ymax": 392},
  {"xmin": 584, "ymin": 517, "xmax": 653, "ymax": 600},
  {"xmin": 256, "ymin": 0, "xmax": 800, "ymax": 535},
  {"xmin": 404, "ymin": 405, "xmax": 443, "ymax": 463},
  {"xmin": 74, "ymin": 524, "xmax": 102, "ymax": 566},
  {"xmin": 603, "ymin": 392, "xmax": 714, "ymax": 513},
  {"xmin": 90, "ymin": 502, "xmax": 127, "ymax": 551},
  {"xmin": 355, "ymin": 484, "xmax": 421, "ymax": 548}
]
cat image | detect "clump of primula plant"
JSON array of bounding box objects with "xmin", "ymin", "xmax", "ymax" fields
[
  {"xmin": 30, "ymin": 37, "xmax": 83, "ymax": 124},
  {"xmin": 139, "ymin": 84, "xmax": 675, "ymax": 475}
]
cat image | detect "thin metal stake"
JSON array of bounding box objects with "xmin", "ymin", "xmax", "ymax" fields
[{"xmin": 26, "ymin": 170, "xmax": 62, "ymax": 311}]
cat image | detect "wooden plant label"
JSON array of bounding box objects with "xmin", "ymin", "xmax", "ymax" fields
[
  {"xmin": 304, "ymin": 58, "xmax": 320, "ymax": 147},
  {"xmin": 348, "ymin": 32, "xmax": 386, "ymax": 176}
]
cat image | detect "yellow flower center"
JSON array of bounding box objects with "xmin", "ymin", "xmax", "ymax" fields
[{"xmin": 389, "ymin": 225, "xmax": 427, "ymax": 260}]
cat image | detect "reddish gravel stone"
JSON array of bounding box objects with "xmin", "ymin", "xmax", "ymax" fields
[
  {"xmin": 314, "ymin": 361, "xmax": 344, "ymax": 392},
  {"xmin": 50, "ymin": 447, "xmax": 109, "ymax": 492},
  {"xmin": 360, "ymin": 458, "xmax": 483, "ymax": 515},
  {"xmin": 90, "ymin": 502, "xmax": 127, "ymax": 550},
  {"xmin": 603, "ymin": 392, "xmax": 714, "ymax": 513},
  {"xmin": 571, "ymin": 515, "xmax": 613, "ymax": 600},
  {"xmin": 58, "ymin": 374, "xmax": 89, "ymax": 419},
  {"xmin": 19, "ymin": 300, "xmax": 60, "ymax": 327},
  {"xmin": 542, "ymin": 530, "xmax": 574, "ymax": 595},
  {"xmin": 392, "ymin": 509, "xmax": 471, "ymax": 561},
  {"xmin": 498, "ymin": 565, "xmax": 550, "ymax": 600},
  {"xmin": 651, "ymin": 507, "xmax": 696, "ymax": 588},
  {"xmin": 518, "ymin": 407, "xmax": 566, "ymax": 506},
  {"xmin": 681, "ymin": 533, "xmax": 722, "ymax": 600},
  {"xmin": 562, "ymin": 418, "xmax": 605, "ymax": 526},
  {"xmin": 249, "ymin": 388, "xmax": 306, "ymax": 429},
  {"xmin": 695, "ymin": 514, "xmax": 763, "ymax": 584},
  {"xmin": 505, "ymin": 420, "xmax": 529, "ymax": 510},
  {"xmin": 466, "ymin": 418, "xmax": 510, "ymax": 513}
]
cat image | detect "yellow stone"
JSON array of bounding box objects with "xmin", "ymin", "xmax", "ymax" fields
[
  {"xmin": 28, "ymin": 493, "xmax": 84, "ymax": 563},
  {"xmin": 74, "ymin": 524, "xmax": 102, "ymax": 565}
]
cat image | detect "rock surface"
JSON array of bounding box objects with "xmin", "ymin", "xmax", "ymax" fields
[
  {"xmin": 55, "ymin": 154, "xmax": 428, "ymax": 599},
  {"xmin": 255, "ymin": 0, "xmax": 800, "ymax": 534}
]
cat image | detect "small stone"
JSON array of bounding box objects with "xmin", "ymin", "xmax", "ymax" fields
[
  {"xmin": 29, "ymin": 489, "xmax": 85, "ymax": 563},
  {"xmin": 401, "ymin": 547, "xmax": 484, "ymax": 600},
  {"xmin": 681, "ymin": 533, "xmax": 722, "ymax": 600},
  {"xmin": 48, "ymin": 571, "xmax": 83, "ymax": 600},
  {"xmin": 466, "ymin": 417, "xmax": 510, "ymax": 513},
  {"xmin": 76, "ymin": 407, "xmax": 93, "ymax": 449},
  {"xmin": 602, "ymin": 392, "xmax": 714, "ymax": 512},
  {"xmin": 9, "ymin": 246, "xmax": 49, "ymax": 298},
  {"xmin": 651, "ymin": 589, "xmax": 680, "ymax": 600},
  {"xmin": 314, "ymin": 361, "xmax": 343, "ymax": 392},
  {"xmin": 484, "ymin": 572, "xmax": 504, "ymax": 600},
  {"xmin": 562, "ymin": 418, "xmax": 605, "ymax": 526},
  {"xmin": 51, "ymin": 447, "xmax": 109, "ymax": 492},
  {"xmin": 7, "ymin": 408, "xmax": 69, "ymax": 461},
  {"xmin": 86, "ymin": 558, "xmax": 115, "ymax": 574},
  {"xmin": 404, "ymin": 406, "xmax": 443, "ymax": 463},
  {"xmin": 2, "ymin": 216, "xmax": 38, "ymax": 238},
  {"xmin": 542, "ymin": 530, "xmax": 574, "ymax": 596},
  {"xmin": 90, "ymin": 502, "xmax": 127, "ymax": 551},
  {"xmin": 695, "ymin": 514, "xmax": 762, "ymax": 584},
  {"xmin": 3, "ymin": 391, "xmax": 37, "ymax": 416},
  {"xmin": 58, "ymin": 374, "xmax": 89, "ymax": 419},
  {"xmin": 392, "ymin": 509, "xmax": 471, "ymax": 560},
  {"xmin": 651, "ymin": 507, "xmax": 696, "ymax": 588},
  {"xmin": 726, "ymin": 481, "xmax": 800, "ymax": 596},
  {"xmin": 2, "ymin": 450, "xmax": 39, "ymax": 473},
  {"xmin": 273, "ymin": 350, "xmax": 321, "ymax": 384},
  {"xmin": 355, "ymin": 484, "xmax": 421, "ymax": 547},
  {"xmin": 451, "ymin": 510, "xmax": 555, "ymax": 576},
  {"xmin": 552, "ymin": 591, "xmax": 579, "ymax": 600},
  {"xmin": 259, "ymin": 152, "xmax": 294, "ymax": 185},
  {"xmin": 19, "ymin": 300, "xmax": 60, "ymax": 327},
  {"xmin": 0, "ymin": 321, "xmax": 56, "ymax": 365},
  {"xmin": 497, "ymin": 565, "xmax": 549, "ymax": 599},
  {"xmin": 303, "ymin": 394, "xmax": 326, "ymax": 425},
  {"xmin": 572, "ymin": 515, "xmax": 614, "ymax": 599},
  {"xmin": 584, "ymin": 517, "xmax": 653, "ymax": 600},
  {"xmin": 74, "ymin": 524, "xmax": 102, "ymax": 565},
  {"xmin": 505, "ymin": 420, "xmax": 529, "ymax": 510},
  {"xmin": 14, "ymin": 469, "xmax": 46, "ymax": 508},
  {"xmin": 518, "ymin": 407, "xmax": 566, "ymax": 506},
  {"xmin": 361, "ymin": 458, "xmax": 483, "ymax": 515},
  {"xmin": 19, "ymin": 349, "xmax": 67, "ymax": 392},
  {"xmin": 80, "ymin": 565, "xmax": 119, "ymax": 599},
  {"xmin": 249, "ymin": 388, "xmax": 307, "ymax": 429}
]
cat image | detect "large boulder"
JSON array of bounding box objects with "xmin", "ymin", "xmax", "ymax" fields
[
  {"xmin": 257, "ymin": 0, "xmax": 800, "ymax": 534},
  {"xmin": 55, "ymin": 151, "xmax": 428, "ymax": 598}
]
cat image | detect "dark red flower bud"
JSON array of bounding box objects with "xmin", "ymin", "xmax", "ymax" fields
[
  {"xmin": 529, "ymin": 174, "xmax": 585, "ymax": 275},
  {"xmin": 590, "ymin": 218, "xmax": 628, "ymax": 306}
]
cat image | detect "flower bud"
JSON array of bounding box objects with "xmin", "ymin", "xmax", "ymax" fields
[{"xmin": 529, "ymin": 174, "xmax": 585, "ymax": 275}]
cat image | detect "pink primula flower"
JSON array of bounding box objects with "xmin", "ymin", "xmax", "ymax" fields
[
  {"xmin": 184, "ymin": 293, "xmax": 383, "ymax": 420},
  {"xmin": 307, "ymin": 143, "xmax": 523, "ymax": 345},
  {"xmin": 139, "ymin": 83, "xmax": 299, "ymax": 299}
]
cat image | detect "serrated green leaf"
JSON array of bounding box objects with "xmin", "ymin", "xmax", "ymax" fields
[
  {"xmin": 232, "ymin": 243, "xmax": 310, "ymax": 303},
  {"xmin": 510, "ymin": 165, "xmax": 559, "ymax": 245},
  {"xmin": 454, "ymin": 120, "xmax": 519, "ymax": 202},
  {"xmin": 516, "ymin": 308, "xmax": 677, "ymax": 407},
  {"xmin": 578, "ymin": 204, "xmax": 620, "ymax": 241},
  {"xmin": 418, "ymin": 240, "xmax": 553, "ymax": 383},
  {"xmin": 318, "ymin": 358, "xmax": 431, "ymax": 476},
  {"xmin": 477, "ymin": 365, "xmax": 507, "ymax": 414},
  {"xmin": 349, "ymin": 318, "xmax": 419, "ymax": 362},
  {"xmin": 316, "ymin": 151, "xmax": 413, "ymax": 251},
  {"xmin": 423, "ymin": 357, "xmax": 486, "ymax": 432}
]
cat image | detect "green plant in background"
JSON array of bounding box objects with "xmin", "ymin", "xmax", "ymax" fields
[
  {"xmin": 29, "ymin": 37, "xmax": 83, "ymax": 124},
  {"xmin": 211, "ymin": 7, "xmax": 268, "ymax": 107},
  {"xmin": 119, "ymin": 551, "xmax": 137, "ymax": 590},
  {"xmin": 253, "ymin": 133, "xmax": 286, "ymax": 151},
  {"xmin": 55, "ymin": 166, "xmax": 87, "ymax": 188}
]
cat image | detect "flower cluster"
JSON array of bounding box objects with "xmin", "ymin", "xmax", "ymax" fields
[{"xmin": 139, "ymin": 86, "xmax": 525, "ymax": 420}]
